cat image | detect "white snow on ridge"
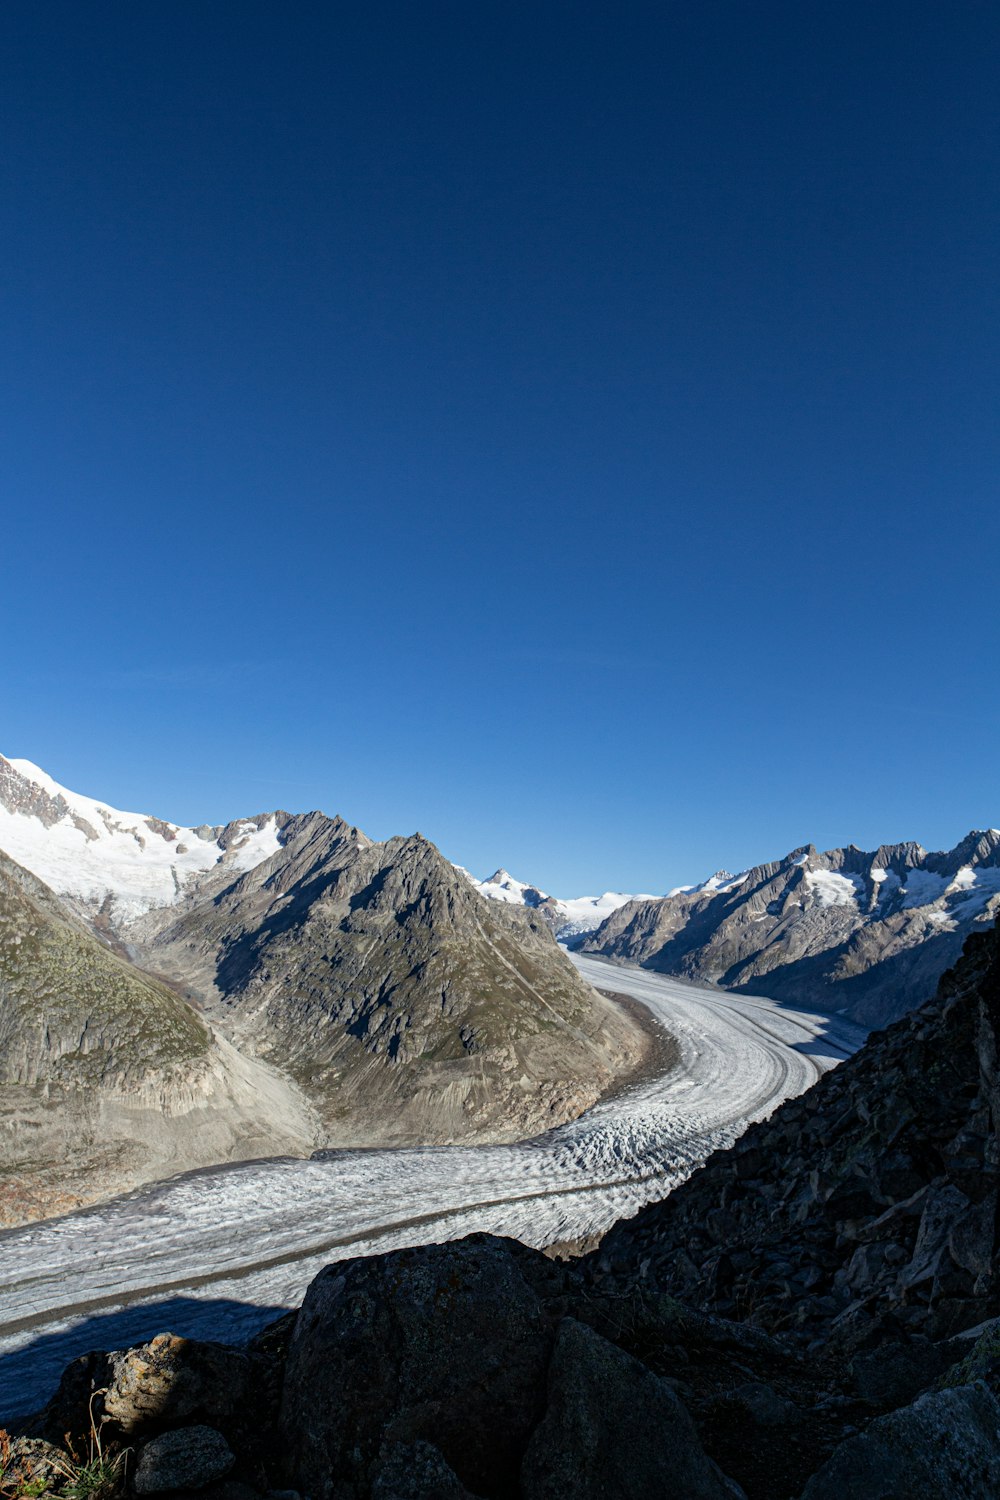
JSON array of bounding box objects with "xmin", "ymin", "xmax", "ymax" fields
[
  {"xmin": 803, "ymin": 868, "xmax": 864, "ymax": 909},
  {"xmin": 0, "ymin": 755, "xmax": 281, "ymax": 920},
  {"xmin": 460, "ymin": 865, "xmax": 654, "ymax": 936},
  {"xmin": 474, "ymin": 868, "xmax": 548, "ymax": 905},
  {"xmin": 666, "ymin": 869, "xmax": 749, "ymax": 898},
  {"xmin": 555, "ymin": 890, "xmax": 657, "ymax": 937}
]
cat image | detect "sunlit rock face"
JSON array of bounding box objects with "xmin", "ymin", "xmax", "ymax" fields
[{"xmin": 584, "ymin": 832, "xmax": 1000, "ymax": 1026}]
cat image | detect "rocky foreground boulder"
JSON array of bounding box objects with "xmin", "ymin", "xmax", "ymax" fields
[
  {"xmin": 7, "ymin": 923, "xmax": 1000, "ymax": 1498},
  {"xmin": 9, "ymin": 1232, "xmax": 1000, "ymax": 1499}
]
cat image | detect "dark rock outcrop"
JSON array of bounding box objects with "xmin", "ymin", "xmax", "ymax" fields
[
  {"xmin": 279, "ymin": 1237, "xmax": 553, "ymax": 1500},
  {"xmin": 370, "ymin": 1440, "xmax": 479, "ymax": 1499},
  {"xmin": 590, "ymin": 921, "xmax": 1000, "ymax": 1353},
  {"xmin": 133, "ymin": 1426, "xmax": 235, "ymax": 1494},
  {"xmin": 520, "ymin": 1316, "xmax": 743, "ymax": 1499},
  {"xmin": 800, "ymin": 1382, "xmax": 1000, "ymax": 1499}
]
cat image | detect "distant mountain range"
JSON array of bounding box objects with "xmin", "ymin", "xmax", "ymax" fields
[
  {"xmin": 460, "ymin": 867, "xmax": 652, "ymax": 938},
  {"xmin": 5, "ymin": 746, "xmax": 997, "ymax": 1226},
  {"xmin": 581, "ymin": 832, "xmax": 1000, "ymax": 1027},
  {"xmin": 0, "ymin": 754, "xmax": 648, "ymax": 1223},
  {"xmin": 459, "ymin": 830, "xmax": 1000, "ymax": 1029}
]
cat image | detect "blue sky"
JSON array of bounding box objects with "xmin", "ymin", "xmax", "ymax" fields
[{"xmin": 2, "ymin": 2, "xmax": 999, "ymax": 895}]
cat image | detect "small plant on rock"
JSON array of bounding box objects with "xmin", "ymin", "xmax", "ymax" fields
[
  {"xmin": 0, "ymin": 1392, "xmax": 129, "ymax": 1500},
  {"xmin": 59, "ymin": 1391, "xmax": 129, "ymax": 1500}
]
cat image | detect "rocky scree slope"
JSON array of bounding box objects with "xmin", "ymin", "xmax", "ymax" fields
[
  {"xmin": 128, "ymin": 814, "xmax": 647, "ymax": 1145},
  {"xmin": 9, "ymin": 923, "xmax": 1000, "ymax": 1500},
  {"xmin": 591, "ymin": 917, "xmax": 1000, "ymax": 1344},
  {"xmin": 584, "ymin": 831, "xmax": 1000, "ymax": 1026},
  {"xmin": 0, "ymin": 850, "xmax": 315, "ymax": 1225}
]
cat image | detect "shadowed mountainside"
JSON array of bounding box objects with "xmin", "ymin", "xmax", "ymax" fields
[
  {"xmin": 128, "ymin": 813, "xmax": 649, "ymax": 1145},
  {"xmin": 11, "ymin": 922, "xmax": 1000, "ymax": 1499}
]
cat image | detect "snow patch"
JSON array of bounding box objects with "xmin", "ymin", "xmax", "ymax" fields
[
  {"xmin": 458, "ymin": 864, "xmax": 654, "ymax": 937},
  {"xmin": 872, "ymin": 868, "xmax": 901, "ymax": 903},
  {"xmin": 667, "ymin": 869, "xmax": 749, "ymax": 898},
  {"xmin": 0, "ymin": 755, "xmax": 281, "ymax": 921},
  {"xmin": 803, "ymin": 868, "xmax": 864, "ymax": 909},
  {"xmin": 946, "ymin": 865, "xmax": 1000, "ymax": 917}
]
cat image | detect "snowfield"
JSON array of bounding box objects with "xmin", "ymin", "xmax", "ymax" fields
[
  {"xmin": 0, "ymin": 756, "xmax": 282, "ymax": 922},
  {"xmin": 461, "ymin": 866, "xmax": 655, "ymax": 937},
  {"xmin": 0, "ymin": 954, "xmax": 866, "ymax": 1420}
]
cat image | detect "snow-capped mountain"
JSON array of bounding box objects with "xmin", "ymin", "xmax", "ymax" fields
[
  {"xmin": 0, "ymin": 753, "xmax": 649, "ymax": 1225},
  {"xmin": 583, "ymin": 833, "xmax": 1000, "ymax": 1027},
  {"xmin": 0, "ymin": 754, "xmax": 284, "ymax": 923},
  {"xmin": 461, "ymin": 866, "xmax": 656, "ymax": 940}
]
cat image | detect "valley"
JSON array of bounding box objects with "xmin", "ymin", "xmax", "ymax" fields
[{"xmin": 0, "ymin": 952, "xmax": 864, "ymax": 1420}]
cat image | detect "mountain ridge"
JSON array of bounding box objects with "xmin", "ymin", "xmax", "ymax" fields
[
  {"xmin": 13, "ymin": 917, "xmax": 1000, "ymax": 1499},
  {"xmin": 583, "ymin": 829, "xmax": 1000, "ymax": 1026}
]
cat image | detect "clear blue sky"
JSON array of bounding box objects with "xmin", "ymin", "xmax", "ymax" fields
[{"xmin": 2, "ymin": 2, "xmax": 998, "ymax": 895}]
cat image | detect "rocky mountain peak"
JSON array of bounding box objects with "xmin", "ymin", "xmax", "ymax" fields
[
  {"xmin": 928, "ymin": 827, "xmax": 1000, "ymax": 876},
  {"xmin": 117, "ymin": 815, "xmax": 649, "ymax": 1147}
]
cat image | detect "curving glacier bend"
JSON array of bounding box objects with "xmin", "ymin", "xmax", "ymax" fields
[{"xmin": 0, "ymin": 955, "xmax": 866, "ymax": 1419}]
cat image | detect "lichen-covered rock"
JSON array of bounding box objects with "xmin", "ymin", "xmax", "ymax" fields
[
  {"xmin": 280, "ymin": 1236, "xmax": 552, "ymax": 1500},
  {"xmin": 134, "ymin": 1425, "xmax": 235, "ymax": 1494},
  {"xmin": 936, "ymin": 1316, "xmax": 1000, "ymax": 1395},
  {"xmin": 800, "ymin": 1382, "xmax": 1000, "ymax": 1499},
  {"xmin": 521, "ymin": 1317, "xmax": 744, "ymax": 1500},
  {"xmin": 103, "ymin": 1334, "xmax": 253, "ymax": 1435},
  {"xmin": 21, "ymin": 1332, "xmax": 255, "ymax": 1450},
  {"xmin": 0, "ymin": 1435, "xmax": 69, "ymax": 1492},
  {"xmin": 370, "ymin": 1440, "xmax": 480, "ymax": 1498}
]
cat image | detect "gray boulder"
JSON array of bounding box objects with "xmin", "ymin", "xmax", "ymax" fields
[
  {"xmin": 134, "ymin": 1425, "xmax": 235, "ymax": 1494},
  {"xmin": 800, "ymin": 1382, "xmax": 1000, "ymax": 1498},
  {"xmin": 521, "ymin": 1317, "xmax": 744, "ymax": 1500},
  {"xmin": 371, "ymin": 1441, "xmax": 480, "ymax": 1498},
  {"xmin": 280, "ymin": 1237, "xmax": 551, "ymax": 1500},
  {"xmin": 103, "ymin": 1333, "xmax": 253, "ymax": 1435}
]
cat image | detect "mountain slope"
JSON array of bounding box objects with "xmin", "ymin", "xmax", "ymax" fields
[
  {"xmin": 133, "ymin": 817, "xmax": 649, "ymax": 1144},
  {"xmin": 584, "ymin": 833, "xmax": 1000, "ymax": 1026},
  {"xmin": 0, "ymin": 755, "xmax": 650, "ymax": 1156},
  {"xmin": 0, "ymin": 850, "xmax": 316, "ymax": 1224},
  {"xmin": 591, "ymin": 915, "xmax": 1000, "ymax": 1354},
  {"xmin": 18, "ymin": 923, "xmax": 1000, "ymax": 1500}
]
